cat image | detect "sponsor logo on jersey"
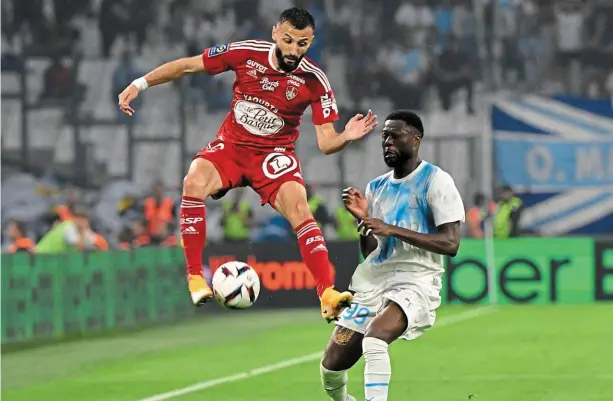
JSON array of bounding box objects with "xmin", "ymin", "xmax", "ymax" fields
[
  {"xmin": 242, "ymin": 95, "xmax": 278, "ymax": 112},
  {"xmin": 320, "ymin": 92, "xmax": 338, "ymax": 118},
  {"xmin": 262, "ymin": 152, "xmax": 298, "ymax": 179},
  {"xmin": 286, "ymin": 85, "xmax": 298, "ymax": 101},
  {"xmin": 288, "ymin": 79, "xmax": 302, "ymax": 87},
  {"xmin": 286, "ymin": 74, "xmax": 306, "ymax": 85},
  {"xmin": 234, "ymin": 100, "xmax": 285, "ymax": 136},
  {"xmin": 247, "ymin": 59, "xmax": 268, "ymax": 74},
  {"xmin": 246, "ymin": 69, "xmax": 258, "ymax": 79},
  {"xmin": 274, "ymin": 147, "xmax": 286, "ymax": 152},
  {"xmin": 260, "ymin": 77, "xmax": 279, "ymax": 92},
  {"xmin": 208, "ymin": 43, "xmax": 228, "ymax": 57}
]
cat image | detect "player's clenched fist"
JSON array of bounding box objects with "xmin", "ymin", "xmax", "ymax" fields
[
  {"xmin": 118, "ymin": 84, "xmax": 139, "ymax": 116},
  {"xmin": 342, "ymin": 187, "xmax": 368, "ymax": 219}
]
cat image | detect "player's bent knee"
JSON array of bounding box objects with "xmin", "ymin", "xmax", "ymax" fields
[
  {"xmin": 321, "ymin": 348, "xmax": 343, "ymax": 372},
  {"xmin": 183, "ymin": 159, "xmax": 222, "ymax": 198}
]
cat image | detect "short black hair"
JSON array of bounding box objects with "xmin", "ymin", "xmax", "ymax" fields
[
  {"xmin": 385, "ymin": 110, "xmax": 424, "ymax": 137},
  {"xmin": 279, "ymin": 7, "xmax": 316, "ymax": 30}
]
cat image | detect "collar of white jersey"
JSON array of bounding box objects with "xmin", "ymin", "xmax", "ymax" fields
[{"xmin": 389, "ymin": 160, "xmax": 428, "ymax": 183}]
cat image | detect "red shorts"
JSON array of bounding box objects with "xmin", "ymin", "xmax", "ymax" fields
[{"xmin": 194, "ymin": 139, "xmax": 305, "ymax": 206}]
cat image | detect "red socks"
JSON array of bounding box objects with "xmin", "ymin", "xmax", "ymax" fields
[
  {"xmin": 180, "ymin": 196, "xmax": 206, "ymax": 276},
  {"xmin": 295, "ymin": 219, "xmax": 334, "ymax": 297}
]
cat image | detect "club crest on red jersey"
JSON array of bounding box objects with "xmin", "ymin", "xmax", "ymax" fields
[{"xmin": 286, "ymin": 86, "xmax": 298, "ymax": 101}]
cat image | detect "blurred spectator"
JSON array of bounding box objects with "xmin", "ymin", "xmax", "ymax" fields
[
  {"xmin": 395, "ymin": 0, "xmax": 435, "ymax": 48},
  {"xmin": 1, "ymin": 40, "xmax": 22, "ymax": 72},
  {"xmin": 144, "ymin": 181, "xmax": 176, "ymax": 239},
  {"xmin": 466, "ymin": 193, "xmax": 496, "ymax": 238},
  {"xmin": 334, "ymin": 206, "xmax": 359, "ymax": 241},
  {"xmin": 99, "ymin": 0, "xmax": 130, "ymax": 58},
  {"xmin": 582, "ymin": 0, "xmax": 613, "ymax": 98},
  {"xmin": 494, "ymin": 186, "xmax": 523, "ymax": 238},
  {"xmin": 518, "ymin": 0, "xmax": 542, "ymax": 88},
  {"xmin": 5, "ymin": 220, "xmax": 36, "ymax": 254},
  {"xmin": 306, "ymin": 184, "xmax": 335, "ymax": 229},
  {"xmin": 380, "ymin": 36, "xmax": 428, "ymax": 110},
  {"xmin": 93, "ymin": 232, "xmax": 109, "ymax": 251},
  {"xmin": 130, "ymin": 220, "xmax": 151, "ymax": 247},
  {"xmin": 129, "ymin": 0, "xmax": 154, "ymax": 55},
  {"xmin": 52, "ymin": 187, "xmax": 79, "ymax": 222},
  {"xmin": 152, "ymin": 222, "xmax": 179, "ymax": 247},
  {"xmin": 453, "ymin": 0, "xmax": 478, "ymax": 60},
  {"xmin": 37, "ymin": 210, "xmax": 98, "ymax": 253},
  {"xmin": 221, "ymin": 188, "xmax": 253, "ymax": 243},
  {"xmin": 40, "ymin": 55, "xmax": 72, "ymax": 100},
  {"xmin": 39, "ymin": 56, "xmax": 86, "ymax": 105},
  {"xmin": 434, "ymin": 0, "xmax": 454, "ymax": 40},
  {"xmin": 112, "ymin": 50, "xmax": 144, "ymax": 122},
  {"xmin": 434, "ymin": 36, "xmax": 474, "ymax": 114},
  {"xmin": 554, "ymin": 0, "xmax": 585, "ymax": 87}
]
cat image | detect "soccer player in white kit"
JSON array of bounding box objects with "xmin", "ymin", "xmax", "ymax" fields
[{"xmin": 319, "ymin": 110, "xmax": 465, "ymax": 401}]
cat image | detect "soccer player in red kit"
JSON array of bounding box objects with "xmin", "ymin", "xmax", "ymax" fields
[{"xmin": 118, "ymin": 8, "xmax": 377, "ymax": 321}]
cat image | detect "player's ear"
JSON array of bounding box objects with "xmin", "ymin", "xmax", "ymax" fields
[{"xmin": 272, "ymin": 24, "xmax": 278, "ymax": 41}]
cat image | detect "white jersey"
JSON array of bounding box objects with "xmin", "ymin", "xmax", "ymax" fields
[{"xmin": 349, "ymin": 161, "xmax": 465, "ymax": 303}]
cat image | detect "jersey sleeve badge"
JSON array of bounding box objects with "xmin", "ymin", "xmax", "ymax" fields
[{"xmin": 209, "ymin": 43, "xmax": 229, "ymax": 57}]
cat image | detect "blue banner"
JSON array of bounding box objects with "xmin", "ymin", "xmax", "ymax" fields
[
  {"xmin": 492, "ymin": 95, "xmax": 613, "ymax": 235},
  {"xmin": 495, "ymin": 137, "xmax": 613, "ymax": 189}
]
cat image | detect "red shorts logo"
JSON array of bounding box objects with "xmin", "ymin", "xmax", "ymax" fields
[{"xmin": 263, "ymin": 153, "xmax": 298, "ymax": 179}]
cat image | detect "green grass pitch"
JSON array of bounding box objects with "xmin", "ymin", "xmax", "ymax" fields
[{"xmin": 2, "ymin": 304, "xmax": 612, "ymax": 401}]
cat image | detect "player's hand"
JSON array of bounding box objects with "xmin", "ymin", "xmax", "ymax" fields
[
  {"xmin": 343, "ymin": 109, "xmax": 378, "ymax": 141},
  {"xmin": 118, "ymin": 84, "xmax": 139, "ymax": 116},
  {"xmin": 342, "ymin": 187, "xmax": 368, "ymax": 219},
  {"xmin": 358, "ymin": 217, "xmax": 393, "ymax": 237}
]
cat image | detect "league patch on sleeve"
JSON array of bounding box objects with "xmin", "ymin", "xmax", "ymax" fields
[{"xmin": 208, "ymin": 43, "xmax": 229, "ymax": 57}]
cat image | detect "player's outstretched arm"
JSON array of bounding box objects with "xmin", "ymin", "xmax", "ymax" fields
[
  {"xmin": 314, "ymin": 110, "xmax": 378, "ymax": 155},
  {"xmin": 118, "ymin": 55, "xmax": 205, "ymax": 116},
  {"xmin": 358, "ymin": 219, "xmax": 461, "ymax": 256}
]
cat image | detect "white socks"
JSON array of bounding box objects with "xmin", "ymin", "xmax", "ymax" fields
[
  {"xmin": 363, "ymin": 337, "xmax": 391, "ymax": 401},
  {"xmin": 320, "ymin": 365, "xmax": 349, "ymax": 401}
]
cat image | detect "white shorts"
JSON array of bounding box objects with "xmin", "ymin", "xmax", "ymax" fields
[{"xmin": 335, "ymin": 285, "xmax": 437, "ymax": 341}]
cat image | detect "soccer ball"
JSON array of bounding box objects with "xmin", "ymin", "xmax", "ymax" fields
[{"xmin": 212, "ymin": 261, "xmax": 261, "ymax": 309}]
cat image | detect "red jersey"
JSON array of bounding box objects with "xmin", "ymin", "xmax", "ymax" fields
[{"xmin": 201, "ymin": 40, "xmax": 339, "ymax": 150}]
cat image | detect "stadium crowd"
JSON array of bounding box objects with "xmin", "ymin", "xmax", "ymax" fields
[
  {"xmin": 2, "ymin": 179, "xmax": 524, "ymax": 253},
  {"xmin": 3, "ymin": 0, "xmax": 612, "ymax": 109}
]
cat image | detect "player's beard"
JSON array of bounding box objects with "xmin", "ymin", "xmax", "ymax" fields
[
  {"xmin": 275, "ymin": 47, "xmax": 302, "ymax": 72},
  {"xmin": 384, "ymin": 151, "xmax": 410, "ymax": 168}
]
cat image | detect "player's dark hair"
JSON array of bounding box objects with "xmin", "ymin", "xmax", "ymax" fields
[
  {"xmin": 386, "ymin": 110, "xmax": 424, "ymax": 137},
  {"xmin": 279, "ymin": 7, "xmax": 316, "ymax": 30}
]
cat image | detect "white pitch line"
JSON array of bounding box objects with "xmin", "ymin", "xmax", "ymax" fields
[{"xmin": 136, "ymin": 307, "xmax": 495, "ymax": 401}]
